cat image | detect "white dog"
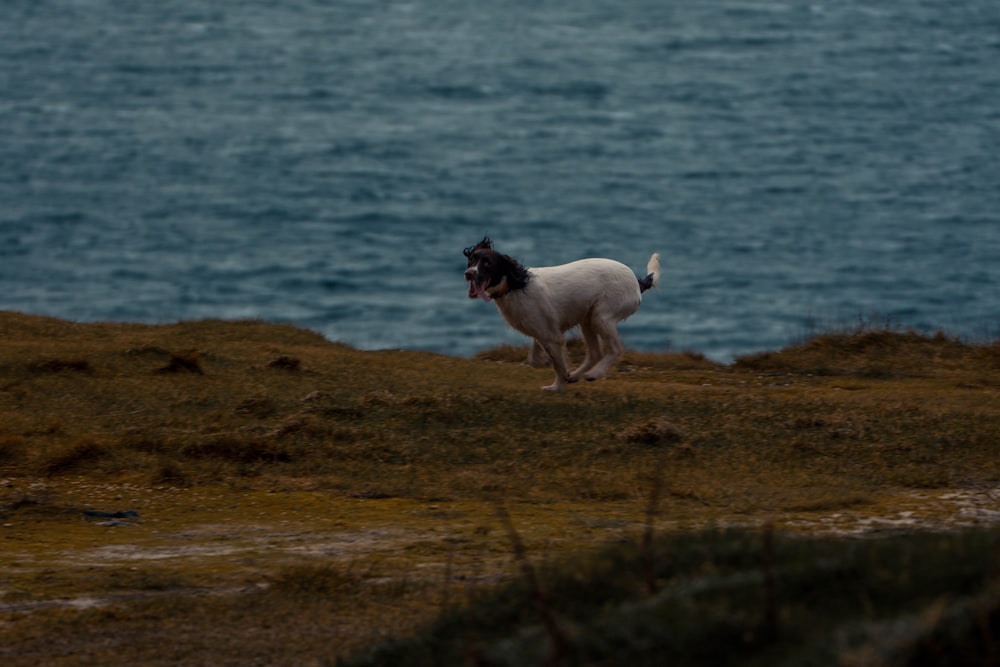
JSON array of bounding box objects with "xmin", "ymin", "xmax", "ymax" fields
[{"xmin": 464, "ymin": 237, "xmax": 660, "ymax": 391}]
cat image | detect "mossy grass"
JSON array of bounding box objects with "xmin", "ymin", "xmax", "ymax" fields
[{"xmin": 1, "ymin": 311, "xmax": 998, "ymax": 665}]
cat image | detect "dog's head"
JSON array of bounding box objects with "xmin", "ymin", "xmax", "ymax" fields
[{"xmin": 463, "ymin": 237, "xmax": 530, "ymax": 302}]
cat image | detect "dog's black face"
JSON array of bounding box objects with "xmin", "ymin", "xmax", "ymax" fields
[
  {"xmin": 463, "ymin": 237, "xmax": 529, "ymax": 301},
  {"xmin": 463, "ymin": 237, "xmax": 504, "ymax": 301}
]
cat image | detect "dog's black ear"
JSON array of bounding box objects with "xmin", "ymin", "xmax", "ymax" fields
[
  {"xmin": 463, "ymin": 236, "xmax": 492, "ymax": 258},
  {"xmin": 501, "ymin": 253, "xmax": 531, "ymax": 290}
]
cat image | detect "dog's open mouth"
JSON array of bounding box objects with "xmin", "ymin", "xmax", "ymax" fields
[{"xmin": 468, "ymin": 275, "xmax": 493, "ymax": 302}]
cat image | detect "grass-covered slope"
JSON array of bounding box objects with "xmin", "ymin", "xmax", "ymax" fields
[
  {"xmin": 2, "ymin": 312, "xmax": 997, "ymax": 503},
  {"xmin": 0, "ymin": 311, "xmax": 998, "ymax": 666}
]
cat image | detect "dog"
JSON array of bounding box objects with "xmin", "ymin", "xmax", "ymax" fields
[{"xmin": 464, "ymin": 237, "xmax": 660, "ymax": 391}]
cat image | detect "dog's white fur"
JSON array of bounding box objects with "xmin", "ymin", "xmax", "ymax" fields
[{"xmin": 469, "ymin": 251, "xmax": 661, "ymax": 391}]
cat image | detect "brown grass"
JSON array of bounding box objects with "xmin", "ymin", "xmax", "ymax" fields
[{"xmin": 0, "ymin": 311, "xmax": 998, "ymax": 666}]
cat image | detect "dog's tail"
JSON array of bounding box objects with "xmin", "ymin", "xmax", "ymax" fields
[{"xmin": 638, "ymin": 253, "xmax": 661, "ymax": 293}]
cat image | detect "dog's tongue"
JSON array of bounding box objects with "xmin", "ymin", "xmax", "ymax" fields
[{"xmin": 467, "ymin": 278, "xmax": 492, "ymax": 302}]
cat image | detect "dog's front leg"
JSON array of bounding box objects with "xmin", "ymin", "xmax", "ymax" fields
[{"xmin": 537, "ymin": 337, "xmax": 574, "ymax": 391}]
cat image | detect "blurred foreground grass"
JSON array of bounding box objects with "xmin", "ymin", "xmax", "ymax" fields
[
  {"xmin": 1, "ymin": 312, "xmax": 998, "ymax": 665},
  {"xmin": 346, "ymin": 527, "xmax": 1000, "ymax": 667}
]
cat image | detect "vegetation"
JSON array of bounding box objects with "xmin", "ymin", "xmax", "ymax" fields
[
  {"xmin": 0, "ymin": 311, "xmax": 998, "ymax": 665},
  {"xmin": 346, "ymin": 528, "xmax": 1000, "ymax": 667}
]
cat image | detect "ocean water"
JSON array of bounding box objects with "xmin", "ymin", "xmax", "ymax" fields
[{"xmin": 3, "ymin": 0, "xmax": 999, "ymax": 361}]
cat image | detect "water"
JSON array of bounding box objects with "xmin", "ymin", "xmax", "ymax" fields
[{"xmin": 3, "ymin": 0, "xmax": 999, "ymax": 361}]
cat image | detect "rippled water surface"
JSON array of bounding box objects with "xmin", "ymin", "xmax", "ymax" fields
[{"xmin": 3, "ymin": 0, "xmax": 999, "ymax": 359}]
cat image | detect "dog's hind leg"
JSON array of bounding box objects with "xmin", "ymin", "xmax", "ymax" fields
[
  {"xmin": 527, "ymin": 340, "xmax": 550, "ymax": 368},
  {"xmin": 583, "ymin": 317, "xmax": 625, "ymax": 381},
  {"xmin": 537, "ymin": 336, "xmax": 572, "ymax": 391},
  {"xmin": 569, "ymin": 320, "xmax": 601, "ymax": 382}
]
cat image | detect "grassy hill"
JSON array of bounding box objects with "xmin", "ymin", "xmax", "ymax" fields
[{"xmin": 0, "ymin": 312, "xmax": 997, "ymax": 665}]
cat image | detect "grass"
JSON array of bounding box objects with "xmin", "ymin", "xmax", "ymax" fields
[
  {"xmin": 343, "ymin": 528, "xmax": 1000, "ymax": 667},
  {"xmin": 0, "ymin": 311, "xmax": 998, "ymax": 665}
]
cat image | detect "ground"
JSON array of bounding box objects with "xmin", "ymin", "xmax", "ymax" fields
[{"xmin": 1, "ymin": 313, "xmax": 998, "ymax": 665}]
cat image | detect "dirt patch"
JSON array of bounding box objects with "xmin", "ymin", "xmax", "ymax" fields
[
  {"xmin": 65, "ymin": 526, "xmax": 420, "ymax": 565},
  {"xmin": 0, "ymin": 585, "xmax": 264, "ymax": 614},
  {"xmin": 782, "ymin": 485, "xmax": 1000, "ymax": 536}
]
